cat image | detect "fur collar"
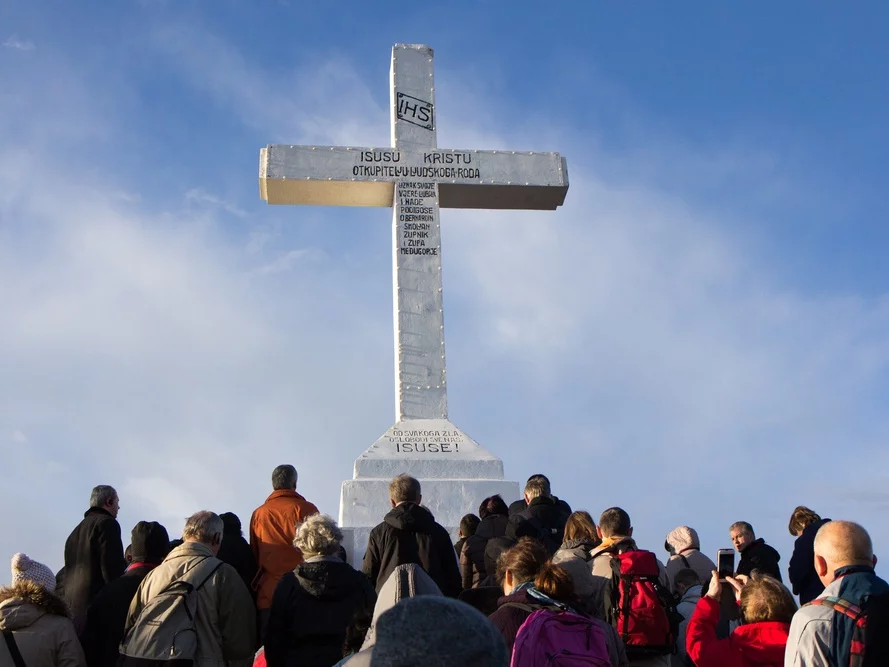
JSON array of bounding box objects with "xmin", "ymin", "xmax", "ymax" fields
[{"xmin": 0, "ymin": 582, "xmax": 70, "ymax": 617}]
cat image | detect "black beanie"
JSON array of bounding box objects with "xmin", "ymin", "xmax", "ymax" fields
[{"xmin": 130, "ymin": 521, "xmax": 171, "ymax": 564}]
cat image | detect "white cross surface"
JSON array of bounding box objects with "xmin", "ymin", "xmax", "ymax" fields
[{"xmin": 258, "ymin": 44, "xmax": 569, "ymax": 563}]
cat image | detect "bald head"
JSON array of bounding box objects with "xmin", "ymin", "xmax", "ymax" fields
[{"xmin": 813, "ymin": 521, "xmax": 874, "ymax": 585}]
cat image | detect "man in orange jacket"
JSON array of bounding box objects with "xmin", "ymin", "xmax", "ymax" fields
[{"xmin": 250, "ymin": 464, "xmax": 319, "ymax": 639}]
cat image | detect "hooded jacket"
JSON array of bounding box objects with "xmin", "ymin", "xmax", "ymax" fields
[
  {"xmin": 664, "ymin": 526, "xmax": 717, "ymax": 588},
  {"xmin": 552, "ymin": 539, "xmax": 598, "ymax": 606},
  {"xmin": 788, "ymin": 518, "xmax": 830, "ymax": 604},
  {"xmin": 686, "ymin": 595, "xmax": 789, "ymax": 667},
  {"xmin": 62, "ymin": 507, "xmax": 127, "ymax": 633},
  {"xmin": 250, "ymin": 490, "xmax": 319, "ymax": 610},
  {"xmin": 460, "ymin": 513, "xmax": 509, "ymax": 589},
  {"xmin": 737, "ymin": 539, "xmax": 782, "ymax": 582},
  {"xmin": 362, "ymin": 502, "xmax": 461, "ymax": 598},
  {"xmin": 126, "ymin": 541, "xmax": 256, "ymax": 667},
  {"xmin": 263, "ymin": 555, "xmax": 376, "ymax": 667},
  {"xmin": 0, "ymin": 582, "xmax": 85, "ymax": 667},
  {"xmin": 364, "ymin": 596, "xmax": 510, "ymax": 667},
  {"xmin": 361, "ymin": 563, "xmax": 442, "ymax": 650},
  {"xmin": 509, "ymin": 496, "xmax": 568, "ymax": 554}
]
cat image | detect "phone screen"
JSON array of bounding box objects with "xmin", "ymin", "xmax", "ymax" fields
[{"xmin": 717, "ymin": 550, "xmax": 735, "ymax": 578}]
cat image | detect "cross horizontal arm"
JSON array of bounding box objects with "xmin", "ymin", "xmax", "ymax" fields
[{"xmin": 259, "ymin": 145, "xmax": 569, "ymax": 210}]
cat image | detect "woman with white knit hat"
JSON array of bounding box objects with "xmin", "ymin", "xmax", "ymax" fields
[{"xmin": 0, "ymin": 553, "xmax": 85, "ymax": 667}]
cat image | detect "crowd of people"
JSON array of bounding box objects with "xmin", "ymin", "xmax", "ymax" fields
[{"xmin": 0, "ymin": 466, "xmax": 886, "ymax": 667}]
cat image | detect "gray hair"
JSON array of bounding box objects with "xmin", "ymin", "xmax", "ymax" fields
[
  {"xmin": 182, "ymin": 511, "xmax": 224, "ymax": 545},
  {"xmin": 293, "ymin": 514, "xmax": 343, "ymax": 557},
  {"xmin": 730, "ymin": 521, "xmax": 755, "ymax": 537},
  {"xmin": 388, "ymin": 474, "xmax": 421, "ymax": 504},
  {"xmin": 90, "ymin": 485, "xmax": 117, "ymax": 508},
  {"xmin": 272, "ymin": 464, "xmax": 297, "ymax": 491}
]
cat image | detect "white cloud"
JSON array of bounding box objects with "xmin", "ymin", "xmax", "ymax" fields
[
  {"xmin": 185, "ymin": 188, "xmax": 248, "ymax": 218},
  {"xmin": 3, "ymin": 35, "xmax": 35, "ymax": 52},
  {"xmin": 3, "ymin": 22, "xmax": 888, "ymax": 573}
]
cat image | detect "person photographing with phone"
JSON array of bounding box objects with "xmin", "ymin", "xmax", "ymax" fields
[{"xmin": 685, "ymin": 569, "xmax": 796, "ymax": 667}]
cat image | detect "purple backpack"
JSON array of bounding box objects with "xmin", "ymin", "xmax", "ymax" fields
[{"xmin": 510, "ymin": 606, "xmax": 612, "ymax": 667}]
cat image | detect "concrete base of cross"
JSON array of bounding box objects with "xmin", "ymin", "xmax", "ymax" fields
[{"xmin": 338, "ymin": 419, "xmax": 520, "ymax": 566}]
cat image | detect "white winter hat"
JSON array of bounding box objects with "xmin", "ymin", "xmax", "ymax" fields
[{"xmin": 11, "ymin": 553, "xmax": 55, "ymax": 593}]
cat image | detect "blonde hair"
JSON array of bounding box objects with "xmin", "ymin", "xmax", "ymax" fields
[
  {"xmin": 293, "ymin": 514, "xmax": 342, "ymax": 557},
  {"xmin": 740, "ymin": 573, "xmax": 797, "ymax": 624}
]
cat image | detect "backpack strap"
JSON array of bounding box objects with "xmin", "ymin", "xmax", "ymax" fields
[
  {"xmin": 809, "ymin": 596, "xmax": 865, "ymax": 620},
  {"xmin": 809, "ymin": 597, "xmax": 867, "ymax": 664},
  {"xmin": 3, "ymin": 631, "xmax": 27, "ymax": 667},
  {"xmin": 194, "ymin": 560, "xmax": 224, "ymax": 591}
]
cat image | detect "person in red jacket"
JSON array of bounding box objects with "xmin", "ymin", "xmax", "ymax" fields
[{"xmin": 686, "ymin": 570, "xmax": 797, "ymax": 667}]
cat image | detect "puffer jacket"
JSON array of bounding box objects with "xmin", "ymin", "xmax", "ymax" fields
[
  {"xmin": 686, "ymin": 595, "xmax": 788, "ymax": 667},
  {"xmin": 664, "ymin": 526, "xmax": 717, "ymax": 590},
  {"xmin": 362, "ymin": 502, "xmax": 461, "ymax": 597},
  {"xmin": 552, "ymin": 539, "xmax": 597, "ymax": 606},
  {"xmin": 126, "ymin": 542, "xmax": 256, "ymax": 667},
  {"xmin": 460, "ymin": 513, "xmax": 508, "ymax": 589},
  {"xmin": 0, "ymin": 582, "xmax": 85, "ymax": 667},
  {"xmin": 264, "ymin": 556, "xmax": 376, "ymax": 667}
]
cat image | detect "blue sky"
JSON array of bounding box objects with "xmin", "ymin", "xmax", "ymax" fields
[{"xmin": 2, "ymin": 0, "xmax": 888, "ymax": 575}]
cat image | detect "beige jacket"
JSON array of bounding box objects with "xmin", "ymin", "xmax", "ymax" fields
[
  {"xmin": 0, "ymin": 583, "xmax": 85, "ymax": 667},
  {"xmin": 127, "ymin": 542, "xmax": 256, "ymax": 667}
]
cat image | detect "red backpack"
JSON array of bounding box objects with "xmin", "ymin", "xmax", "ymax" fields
[{"xmin": 602, "ymin": 549, "xmax": 679, "ymax": 658}]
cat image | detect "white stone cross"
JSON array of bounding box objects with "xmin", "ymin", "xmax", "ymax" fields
[{"xmin": 258, "ymin": 44, "xmax": 568, "ymax": 562}]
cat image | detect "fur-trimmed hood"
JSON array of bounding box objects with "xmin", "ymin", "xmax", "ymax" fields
[{"xmin": 0, "ymin": 582, "xmax": 70, "ymax": 630}]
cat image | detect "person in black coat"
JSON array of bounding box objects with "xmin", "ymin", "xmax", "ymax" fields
[
  {"xmin": 454, "ymin": 513, "xmax": 480, "ymax": 560},
  {"xmin": 507, "ymin": 473, "xmax": 572, "ymax": 519},
  {"xmin": 361, "ymin": 475, "xmax": 461, "ymax": 598},
  {"xmin": 461, "ymin": 495, "xmax": 509, "ymax": 589},
  {"xmin": 264, "ymin": 514, "xmax": 376, "ymax": 667},
  {"xmin": 217, "ymin": 512, "xmax": 260, "ymax": 602},
  {"xmin": 81, "ymin": 521, "xmax": 170, "ymax": 667},
  {"xmin": 787, "ymin": 506, "xmax": 831, "ymax": 604},
  {"xmin": 509, "ymin": 478, "xmax": 569, "ymax": 555},
  {"xmin": 62, "ymin": 484, "xmax": 127, "ymax": 634},
  {"xmin": 730, "ymin": 520, "xmax": 783, "ymax": 581}
]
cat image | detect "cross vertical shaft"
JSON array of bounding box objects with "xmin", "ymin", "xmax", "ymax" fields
[{"xmin": 391, "ymin": 45, "xmax": 447, "ymax": 421}]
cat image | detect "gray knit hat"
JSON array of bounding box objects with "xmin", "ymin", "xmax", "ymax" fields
[
  {"xmin": 370, "ymin": 596, "xmax": 508, "ymax": 667},
  {"xmin": 10, "ymin": 553, "xmax": 55, "ymax": 593}
]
